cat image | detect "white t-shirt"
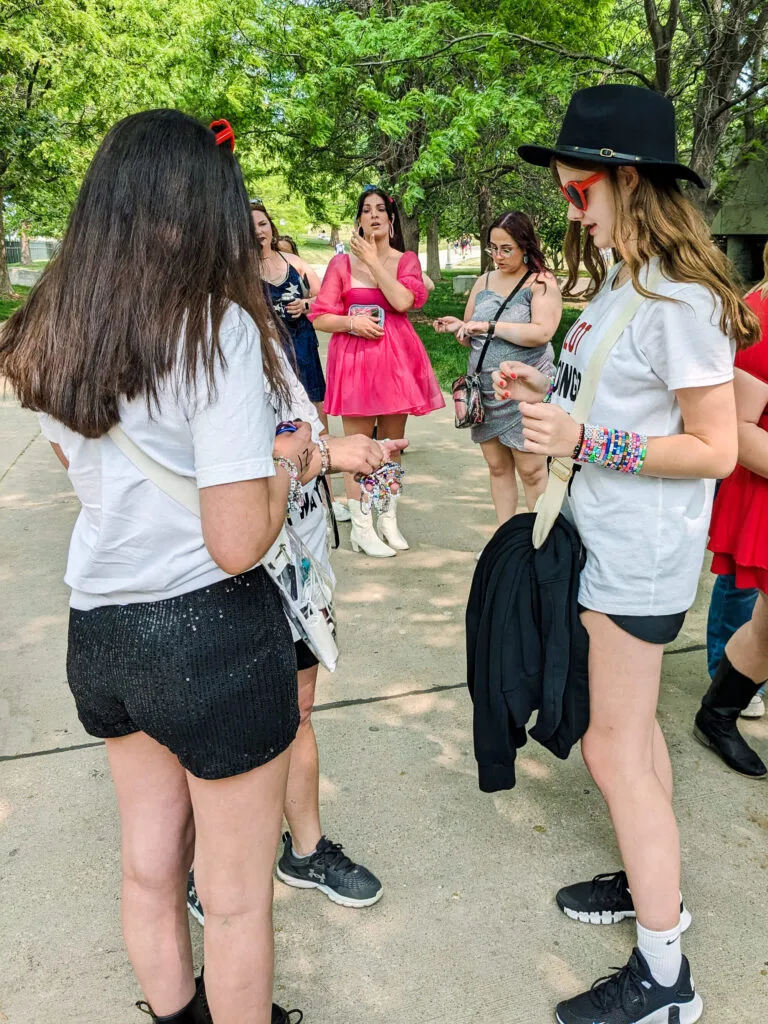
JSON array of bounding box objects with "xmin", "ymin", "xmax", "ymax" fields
[
  {"xmin": 40, "ymin": 304, "xmax": 277, "ymax": 609},
  {"xmin": 553, "ymin": 261, "xmax": 735, "ymax": 615}
]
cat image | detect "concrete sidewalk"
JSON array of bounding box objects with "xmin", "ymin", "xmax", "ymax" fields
[{"xmin": 1, "ymin": 387, "xmax": 767, "ymax": 1024}]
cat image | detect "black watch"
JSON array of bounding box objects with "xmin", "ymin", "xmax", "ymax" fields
[{"xmin": 488, "ymin": 320, "xmax": 497, "ymax": 336}]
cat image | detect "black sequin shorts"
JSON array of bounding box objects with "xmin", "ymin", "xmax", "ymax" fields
[{"xmin": 66, "ymin": 567, "xmax": 299, "ymax": 779}]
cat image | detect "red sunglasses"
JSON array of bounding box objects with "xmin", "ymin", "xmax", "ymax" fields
[
  {"xmin": 559, "ymin": 170, "xmax": 607, "ymax": 211},
  {"xmin": 210, "ymin": 118, "xmax": 235, "ymax": 152}
]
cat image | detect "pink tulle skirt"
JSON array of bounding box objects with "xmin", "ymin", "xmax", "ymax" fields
[{"xmin": 324, "ymin": 312, "xmax": 445, "ymax": 418}]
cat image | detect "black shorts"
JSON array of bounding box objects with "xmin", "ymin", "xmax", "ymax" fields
[
  {"xmin": 66, "ymin": 567, "xmax": 299, "ymax": 779},
  {"xmin": 579, "ymin": 605, "xmax": 686, "ymax": 645},
  {"xmin": 294, "ymin": 639, "xmax": 319, "ymax": 671}
]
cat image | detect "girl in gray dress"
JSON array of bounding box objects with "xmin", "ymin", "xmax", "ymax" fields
[{"xmin": 434, "ymin": 211, "xmax": 562, "ymax": 522}]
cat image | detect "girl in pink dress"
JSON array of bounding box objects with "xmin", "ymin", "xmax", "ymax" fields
[{"xmin": 311, "ymin": 187, "xmax": 444, "ymax": 556}]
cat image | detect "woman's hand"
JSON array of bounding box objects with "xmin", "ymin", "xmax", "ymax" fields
[
  {"xmin": 350, "ymin": 315, "xmax": 385, "ymax": 340},
  {"xmin": 432, "ymin": 315, "xmax": 465, "ymax": 335},
  {"xmin": 273, "ymin": 421, "xmax": 316, "ymax": 476},
  {"xmin": 459, "ymin": 320, "xmax": 490, "ymax": 340},
  {"xmin": 330, "ymin": 435, "xmax": 409, "ymax": 475},
  {"xmin": 349, "ymin": 230, "xmax": 379, "ymax": 269},
  {"xmin": 520, "ymin": 402, "xmax": 581, "ymax": 457},
  {"xmin": 491, "ymin": 362, "xmax": 550, "ymax": 403},
  {"xmin": 284, "ymin": 297, "xmax": 310, "ymax": 318}
]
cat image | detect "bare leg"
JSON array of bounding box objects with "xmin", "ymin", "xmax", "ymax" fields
[
  {"xmin": 188, "ymin": 748, "xmax": 291, "ymax": 1024},
  {"xmin": 376, "ymin": 414, "xmax": 409, "ymax": 460},
  {"xmin": 106, "ymin": 732, "xmax": 196, "ymax": 1016},
  {"xmin": 725, "ymin": 591, "xmax": 768, "ymax": 681},
  {"xmin": 341, "ymin": 415, "xmax": 377, "ymax": 500},
  {"xmin": 284, "ymin": 665, "xmax": 322, "ymax": 855},
  {"xmin": 580, "ymin": 612, "xmax": 680, "ymax": 931},
  {"xmin": 510, "ymin": 449, "xmax": 548, "ymax": 512},
  {"xmin": 479, "ymin": 438, "xmax": 519, "ymax": 524}
]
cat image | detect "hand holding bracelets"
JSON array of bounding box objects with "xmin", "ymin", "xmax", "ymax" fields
[
  {"xmin": 573, "ymin": 424, "xmax": 648, "ymax": 475},
  {"xmin": 273, "ymin": 456, "xmax": 303, "ymax": 514},
  {"xmin": 542, "ymin": 375, "xmax": 557, "ymax": 404}
]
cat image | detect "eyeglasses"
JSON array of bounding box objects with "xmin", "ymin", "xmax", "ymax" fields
[
  {"xmin": 249, "ymin": 197, "xmax": 264, "ymax": 209},
  {"xmin": 559, "ymin": 170, "xmax": 607, "ymax": 211},
  {"xmin": 485, "ymin": 245, "xmax": 519, "ymax": 258}
]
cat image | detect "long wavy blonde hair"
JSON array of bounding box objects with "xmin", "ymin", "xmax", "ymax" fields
[
  {"xmin": 552, "ymin": 158, "xmax": 761, "ymax": 350},
  {"xmin": 745, "ymin": 240, "xmax": 768, "ymax": 300}
]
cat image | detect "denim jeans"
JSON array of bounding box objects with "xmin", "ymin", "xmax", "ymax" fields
[{"xmin": 706, "ymin": 573, "xmax": 759, "ymax": 679}]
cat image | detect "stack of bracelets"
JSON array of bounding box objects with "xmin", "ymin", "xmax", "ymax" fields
[
  {"xmin": 572, "ymin": 423, "xmax": 648, "ymax": 475},
  {"xmin": 359, "ymin": 461, "xmax": 404, "ymax": 514}
]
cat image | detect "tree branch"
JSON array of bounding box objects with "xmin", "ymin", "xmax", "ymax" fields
[{"xmin": 712, "ymin": 78, "xmax": 768, "ymax": 119}]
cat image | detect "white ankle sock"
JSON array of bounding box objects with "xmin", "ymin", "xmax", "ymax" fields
[{"xmin": 636, "ymin": 919, "xmax": 682, "ymax": 987}]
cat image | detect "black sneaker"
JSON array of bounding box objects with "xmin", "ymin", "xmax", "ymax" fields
[
  {"xmin": 186, "ymin": 870, "xmax": 205, "ymax": 926},
  {"xmin": 555, "ymin": 948, "xmax": 703, "ymax": 1023},
  {"xmin": 276, "ymin": 832, "xmax": 383, "ymax": 908},
  {"xmin": 556, "ymin": 870, "xmax": 692, "ymax": 932}
]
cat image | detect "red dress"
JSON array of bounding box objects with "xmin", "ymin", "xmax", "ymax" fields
[
  {"xmin": 309, "ymin": 252, "xmax": 444, "ymax": 418},
  {"xmin": 709, "ymin": 289, "xmax": 768, "ymax": 591}
]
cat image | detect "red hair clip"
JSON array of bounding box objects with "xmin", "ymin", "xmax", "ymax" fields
[{"xmin": 210, "ymin": 118, "xmax": 235, "ymax": 152}]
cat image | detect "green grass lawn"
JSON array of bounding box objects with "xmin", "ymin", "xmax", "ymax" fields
[
  {"xmin": 415, "ymin": 273, "xmax": 581, "ymax": 391},
  {"xmin": 0, "ymin": 286, "xmax": 30, "ymax": 322}
]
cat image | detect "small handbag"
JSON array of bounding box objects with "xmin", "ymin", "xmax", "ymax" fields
[
  {"xmin": 452, "ymin": 270, "xmax": 532, "ymax": 428},
  {"xmin": 107, "ymin": 427, "xmax": 339, "ymax": 671}
]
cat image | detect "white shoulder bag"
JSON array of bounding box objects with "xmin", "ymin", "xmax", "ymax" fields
[
  {"xmin": 532, "ymin": 267, "xmax": 661, "ymax": 549},
  {"xmin": 107, "ymin": 427, "xmax": 339, "ymax": 672}
]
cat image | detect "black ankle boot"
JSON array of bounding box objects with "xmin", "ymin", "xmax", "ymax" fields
[
  {"xmin": 272, "ymin": 1005, "xmax": 303, "ymax": 1023},
  {"xmin": 694, "ymin": 655, "xmax": 767, "ymax": 778},
  {"xmin": 137, "ymin": 976, "xmax": 210, "ymax": 1023}
]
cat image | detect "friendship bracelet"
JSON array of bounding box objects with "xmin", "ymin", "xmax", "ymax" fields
[
  {"xmin": 543, "ymin": 375, "xmax": 557, "ymax": 404},
  {"xmin": 359, "ymin": 461, "xmax": 404, "ymax": 514},
  {"xmin": 574, "ymin": 424, "xmax": 648, "ymax": 474},
  {"xmin": 273, "ymin": 456, "xmax": 303, "ymax": 514},
  {"xmin": 317, "ymin": 437, "xmax": 331, "ymax": 476}
]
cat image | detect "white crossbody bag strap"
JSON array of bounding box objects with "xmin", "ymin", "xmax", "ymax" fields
[
  {"xmin": 532, "ymin": 268, "xmax": 661, "ymax": 549},
  {"xmin": 107, "ymin": 426, "xmax": 285, "ymax": 565}
]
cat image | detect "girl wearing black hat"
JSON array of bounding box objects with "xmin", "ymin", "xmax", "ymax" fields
[{"xmin": 494, "ymin": 84, "xmax": 760, "ymax": 1024}]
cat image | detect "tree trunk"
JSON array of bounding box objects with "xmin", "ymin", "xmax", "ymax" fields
[
  {"xmin": 20, "ymin": 223, "xmax": 32, "ymax": 266},
  {"xmin": 478, "ymin": 184, "xmax": 493, "ymax": 274},
  {"xmin": 329, "ymin": 225, "xmax": 340, "ymax": 248},
  {"xmin": 426, "ymin": 215, "xmax": 442, "ymax": 282},
  {"xmin": 398, "ymin": 205, "xmax": 420, "ymax": 254},
  {"xmin": 0, "ymin": 199, "xmax": 15, "ymax": 299}
]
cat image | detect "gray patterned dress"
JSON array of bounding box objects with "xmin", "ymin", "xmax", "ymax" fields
[{"xmin": 467, "ymin": 272, "xmax": 555, "ymax": 449}]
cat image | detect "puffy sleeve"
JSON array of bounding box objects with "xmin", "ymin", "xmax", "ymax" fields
[
  {"xmin": 397, "ymin": 250, "xmax": 428, "ymax": 310},
  {"xmin": 307, "ymin": 255, "xmax": 346, "ymax": 321}
]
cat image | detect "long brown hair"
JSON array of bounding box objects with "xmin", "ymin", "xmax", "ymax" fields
[
  {"xmin": 553, "ymin": 158, "xmax": 760, "ymax": 349},
  {"xmin": 250, "ymin": 200, "xmax": 280, "ymax": 250},
  {"xmin": 746, "ymin": 240, "xmax": 768, "ymax": 301},
  {"xmin": 0, "ymin": 109, "xmax": 289, "ymax": 438}
]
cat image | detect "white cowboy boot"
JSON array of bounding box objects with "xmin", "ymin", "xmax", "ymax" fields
[
  {"xmin": 376, "ymin": 495, "xmax": 409, "ymax": 551},
  {"xmin": 348, "ymin": 499, "xmax": 396, "ymax": 557}
]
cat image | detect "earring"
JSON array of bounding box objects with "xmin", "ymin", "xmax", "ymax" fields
[
  {"xmin": 389, "ymin": 223, "xmax": 394, "ymax": 238},
  {"xmin": 523, "ymin": 254, "xmax": 529, "ymax": 264}
]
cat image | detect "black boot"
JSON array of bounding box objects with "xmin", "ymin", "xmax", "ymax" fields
[
  {"xmin": 694, "ymin": 655, "xmax": 767, "ymax": 778},
  {"xmin": 137, "ymin": 976, "xmax": 210, "ymax": 1023},
  {"xmin": 273, "ymin": 1005, "xmax": 304, "ymax": 1023}
]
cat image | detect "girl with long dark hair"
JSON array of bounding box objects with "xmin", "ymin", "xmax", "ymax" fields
[
  {"xmin": 493, "ymin": 85, "xmax": 760, "ymax": 1023},
  {"xmin": 250, "ymin": 202, "xmax": 326, "ymax": 415},
  {"xmin": 434, "ymin": 210, "xmax": 562, "ymax": 523},
  {"xmin": 0, "ymin": 110, "xmax": 310, "ymax": 1024},
  {"xmin": 310, "ymin": 186, "xmax": 444, "ymax": 557}
]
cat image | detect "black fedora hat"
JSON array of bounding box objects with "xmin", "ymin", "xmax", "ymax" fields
[{"xmin": 518, "ymin": 84, "xmax": 706, "ymax": 189}]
